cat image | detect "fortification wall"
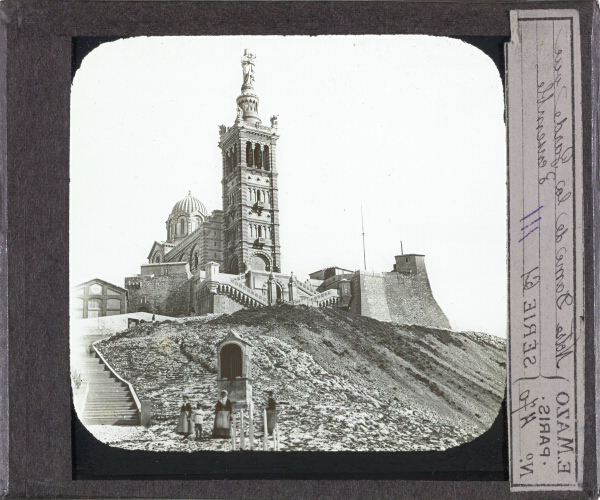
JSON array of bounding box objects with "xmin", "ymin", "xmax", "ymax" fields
[
  {"xmin": 353, "ymin": 270, "xmax": 451, "ymax": 329},
  {"xmin": 382, "ymin": 272, "xmax": 450, "ymax": 329},
  {"xmin": 356, "ymin": 272, "xmax": 393, "ymax": 322}
]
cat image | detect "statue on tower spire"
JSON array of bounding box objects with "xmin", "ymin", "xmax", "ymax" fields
[
  {"xmin": 236, "ymin": 50, "xmax": 261, "ymax": 125},
  {"xmin": 241, "ymin": 49, "xmax": 256, "ymax": 89}
]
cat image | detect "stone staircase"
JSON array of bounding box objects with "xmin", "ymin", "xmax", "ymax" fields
[
  {"xmin": 291, "ymin": 289, "xmax": 340, "ymax": 307},
  {"xmin": 78, "ymin": 351, "xmax": 140, "ymax": 426},
  {"xmin": 214, "ymin": 276, "xmax": 340, "ymax": 310},
  {"xmin": 217, "ymin": 281, "xmax": 269, "ymax": 308},
  {"xmin": 293, "ymin": 279, "xmax": 317, "ymax": 296}
]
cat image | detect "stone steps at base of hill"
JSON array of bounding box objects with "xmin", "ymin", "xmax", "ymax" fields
[
  {"xmin": 84, "ymin": 379, "xmax": 127, "ymax": 386},
  {"xmin": 87, "ymin": 396, "xmax": 132, "ymax": 401},
  {"xmin": 84, "ymin": 399, "xmax": 136, "ymax": 406},
  {"xmin": 85, "ymin": 402, "xmax": 137, "ymax": 408},
  {"xmin": 78, "ymin": 351, "xmax": 140, "ymax": 425},
  {"xmin": 87, "ymin": 390, "xmax": 131, "ymax": 396},
  {"xmin": 84, "ymin": 409, "xmax": 139, "ymax": 416},
  {"xmin": 82, "ymin": 417, "xmax": 141, "ymax": 426}
]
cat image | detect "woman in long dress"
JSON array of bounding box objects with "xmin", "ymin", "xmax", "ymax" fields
[
  {"xmin": 175, "ymin": 395, "xmax": 192, "ymax": 438},
  {"xmin": 212, "ymin": 390, "xmax": 232, "ymax": 438}
]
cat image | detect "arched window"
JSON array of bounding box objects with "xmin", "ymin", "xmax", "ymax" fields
[
  {"xmin": 232, "ymin": 145, "xmax": 237, "ymax": 169},
  {"xmin": 180, "ymin": 218, "xmax": 186, "ymax": 235},
  {"xmin": 258, "ymin": 226, "xmax": 262, "ymax": 237},
  {"xmin": 226, "ymin": 152, "xmax": 231, "ymax": 174},
  {"xmin": 229, "ymin": 255, "xmax": 239, "ymax": 275},
  {"xmin": 254, "ymin": 144, "xmax": 262, "ymax": 168},
  {"xmin": 246, "ymin": 142, "xmax": 253, "ymax": 167},
  {"xmin": 263, "ymin": 145, "xmax": 270, "ymax": 170}
]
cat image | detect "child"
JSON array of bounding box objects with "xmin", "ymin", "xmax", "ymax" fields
[{"xmin": 193, "ymin": 403, "xmax": 203, "ymax": 440}]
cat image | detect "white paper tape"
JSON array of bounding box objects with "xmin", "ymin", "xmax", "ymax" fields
[{"xmin": 506, "ymin": 9, "xmax": 584, "ymax": 491}]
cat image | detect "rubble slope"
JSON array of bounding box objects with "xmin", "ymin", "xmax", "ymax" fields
[{"xmin": 94, "ymin": 305, "xmax": 506, "ymax": 452}]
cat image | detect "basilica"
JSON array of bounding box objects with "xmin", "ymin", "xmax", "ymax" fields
[{"xmin": 124, "ymin": 51, "xmax": 451, "ymax": 330}]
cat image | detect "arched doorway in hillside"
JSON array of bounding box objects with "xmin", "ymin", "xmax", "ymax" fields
[{"xmin": 220, "ymin": 343, "xmax": 242, "ymax": 380}]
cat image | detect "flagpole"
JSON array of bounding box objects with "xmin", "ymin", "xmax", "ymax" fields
[{"xmin": 361, "ymin": 207, "xmax": 366, "ymax": 271}]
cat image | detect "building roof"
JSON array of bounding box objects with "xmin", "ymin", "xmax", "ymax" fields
[
  {"xmin": 171, "ymin": 191, "xmax": 208, "ymax": 217},
  {"xmin": 73, "ymin": 278, "xmax": 127, "ymax": 294},
  {"xmin": 147, "ymin": 241, "xmax": 165, "ymax": 261}
]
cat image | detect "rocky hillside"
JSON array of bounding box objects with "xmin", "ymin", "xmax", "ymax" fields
[{"xmin": 92, "ymin": 306, "xmax": 505, "ymax": 452}]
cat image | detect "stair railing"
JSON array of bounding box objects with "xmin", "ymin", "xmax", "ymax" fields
[
  {"xmin": 294, "ymin": 279, "xmax": 316, "ymax": 296},
  {"xmin": 219, "ymin": 281, "xmax": 269, "ymax": 307},
  {"xmin": 296, "ymin": 289, "xmax": 340, "ymax": 307},
  {"xmin": 91, "ymin": 340, "xmax": 142, "ymax": 417}
]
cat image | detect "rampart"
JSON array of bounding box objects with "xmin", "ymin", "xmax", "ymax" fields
[{"xmin": 348, "ymin": 269, "xmax": 450, "ymax": 329}]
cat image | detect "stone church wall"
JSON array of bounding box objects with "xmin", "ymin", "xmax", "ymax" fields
[{"xmin": 127, "ymin": 274, "xmax": 191, "ymax": 317}]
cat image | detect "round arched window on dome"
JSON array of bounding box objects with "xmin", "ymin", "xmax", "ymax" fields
[{"xmin": 179, "ymin": 218, "xmax": 186, "ymax": 236}]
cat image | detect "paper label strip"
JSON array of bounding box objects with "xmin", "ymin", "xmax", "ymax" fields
[{"xmin": 506, "ymin": 9, "xmax": 584, "ymax": 491}]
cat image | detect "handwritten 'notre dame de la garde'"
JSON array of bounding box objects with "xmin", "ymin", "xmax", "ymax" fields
[{"xmin": 110, "ymin": 50, "xmax": 451, "ymax": 330}]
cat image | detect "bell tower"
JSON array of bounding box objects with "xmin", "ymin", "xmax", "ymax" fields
[{"xmin": 218, "ymin": 50, "xmax": 281, "ymax": 275}]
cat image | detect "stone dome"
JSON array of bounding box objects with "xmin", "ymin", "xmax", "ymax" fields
[{"xmin": 171, "ymin": 191, "xmax": 208, "ymax": 217}]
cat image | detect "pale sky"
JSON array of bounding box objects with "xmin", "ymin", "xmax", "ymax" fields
[{"xmin": 70, "ymin": 35, "xmax": 507, "ymax": 337}]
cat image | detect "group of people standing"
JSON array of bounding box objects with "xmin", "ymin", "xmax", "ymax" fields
[
  {"xmin": 175, "ymin": 390, "xmax": 276, "ymax": 440},
  {"xmin": 175, "ymin": 396, "xmax": 204, "ymax": 440}
]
